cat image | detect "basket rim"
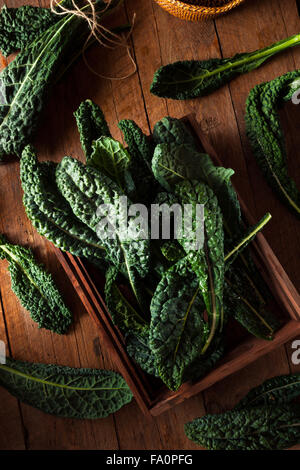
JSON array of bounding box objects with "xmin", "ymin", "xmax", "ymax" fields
[{"xmin": 154, "ymin": 0, "xmax": 245, "ymax": 14}]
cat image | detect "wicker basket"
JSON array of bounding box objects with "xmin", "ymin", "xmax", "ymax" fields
[{"xmin": 154, "ymin": 0, "xmax": 245, "ymax": 21}]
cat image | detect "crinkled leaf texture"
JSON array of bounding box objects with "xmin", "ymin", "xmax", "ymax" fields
[
  {"xmin": 88, "ymin": 136, "xmax": 134, "ymax": 193},
  {"xmin": 150, "ymin": 123, "xmax": 278, "ymax": 340},
  {"xmin": 236, "ymin": 374, "xmax": 300, "ymax": 410},
  {"xmin": 126, "ymin": 333, "xmax": 159, "ymax": 378},
  {"xmin": 174, "ymin": 180, "xmax": 224, "ymax": 353},
  {"xmin": 104, "ymin": 266, "xmax": 149, "ymax": 336},
  {"xmin": 74, "ymin": 99, "xmax": 111, "ymax": 160},
  {"xmin": 0, "ymin": 4, "xmax": 57, "ymax": 56},
  {"xmin": 185, "ymin": 405, "xmax": 300, "ymax": 450},
  {"xmin": 118, "ymin": 119, "xmax": 160, "ymax": 204},
  {"xmin": 150, "ymin": 34, "xmax": 300, "ymax": 100},
  {"xmin": 20, "ymin": 146, "xmax": 107, "ymax": 268},
  {"xmin": 0, "ymin": 0, "xmax": 120, "ymax": 159},
  {"xmin": 149, "ymin": 257, "xmax": 209, "ymax": 391},
  {"xmin": 55, "ymin": 157, "xmax": 150, "ymax": 301},
  {"xmin": 0, "ymin": 234, "xmax": 72, "ymax": 334},
  {"xmin": 151, "ymin": 140, "xmax": 241, "ymax": 235},
  {"xmin": 246, "ymin": 70, "xmax": 300, "ymax": 218},
  {"xmin": 153, "ymin": 117, "xmax": 196, "ymax": 147},
  {"xmin": 0, "ymin": 12, "xmax": 82, "ymax": 158},
  {"xmin": 224, "ymin": 279, "xmax": 280, "ymax": 340},
  {"xmin": 0, "ymin": 357, "xmax": 132, "ymax": 419}
]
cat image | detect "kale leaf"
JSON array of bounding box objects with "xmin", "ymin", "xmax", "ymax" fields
[
  {"xmin": 185, "ymin": 404, "xmax": 300, "ymax": 450},
  {"xmin": 151, "ymin": 34, "xmax": 300, "ymax": 100},
  {"xmin": 0, "ymin": 234, "xmax": 72, "ymax": 334},
  {"xmin": 246, "ymin": 69, "xmax": 300, "ymax": 218},
  {"xmin": 149, "ymin": 257, "xmax": 209, "ymax": 390},
  {"xmin": 0, "ymin": 357, "xmax": 132, "ymax": 419},
  {"xmin": 55, "ymin": 156, "xmax": 150, "ymax": 302},
  {"xmin": 0, "ymin": 0, "xmax": 121, "ymax": 159},
  {"xmin": 74, "ymin": 99, "xmax": 111, "ymax": 160},
  {"xmin": 236, "ymin": 374, "xmax": 300, "ymax": 409},
  {"xmin": 20, "ymin": 146, "xmax": 108, "ymax": 267}
]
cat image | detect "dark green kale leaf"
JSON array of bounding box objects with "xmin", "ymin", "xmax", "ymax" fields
[
  {"xmin": 0, "ymin": 234, "xmax": 72, "ymax": 334},
  {"xmin": 185, "ymin": 404, "xmax": 300, "ymax": 450},
  {"xmin": 151, "ymin": 141, "xmax": 242, "ymax": 235},
  {"xmin": 224, "ymin": 278, "xmax": 280, "ymax": 340},
  {"xmin": 160, "ymin": 240, "xmax": 185, "ymax": 263},
  {"xmin": 174, "ymin": 180, "xmax": 224, "ymax": 354},
  {"xmin": 55, "ymin": 157, "xmax": 150, "ymax": 302},
  {"xmin": 126, "ymin": 333, "xmax": 159, "ymax": 378},
  {"xmin": 151, "ymin": 136, "xmax": 278, "ymax": 340},
  {"xmin": 0, "ymin": 0, "xmax": 121, "ymax": 159},
  {"xmin": 74, "ymin": 99, "xmax": 111, "ymax": 160},
  {"xmin": 118, "ymin": 119, "xmax": 154, "ymax": 168},
  {"xmin": 104, "ymin": 266, "xmax": 149, "ymax": 337},
  {"xmin": 149, "ymin": 257, "xmax": 209, "ymax": 391},
  {"xmin": 224, "ymin": 213, "xmax": 272, "ymax": 268},
  {"xmin": 153, "ymin": 117, "xmax": 196, "ymax": 147},
  {"xmin": 246, "ymin": 70, "xmax": 300, "ymax": 218},
  {"xmin": 150, "ymin": 34, "xmax": 300, "ymax": 100},
  {"xmin": 88, "ymin": 136, "xmax": 135, "ymax": 194},
  {"xmin": 236, "ymin": 374, "xmax": 300, "ymax": 410},
  {"xmin": 20, "ymin": 146, "xmax": 107, "ymax": 267},
  {"xmin": 183, "ymin": 337, "xmax": 224, "ymax": 383},
  {"xmin": 0, "ymin": 357, "xmax": 132, "ymax": 419}
]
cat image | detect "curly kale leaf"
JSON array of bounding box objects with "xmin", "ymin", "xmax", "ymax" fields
[
  {"xmin": 183, "ymin": 337, "xmax": 224, "ymax": 383},
  {"xmin": 246, "ymin": 70, "xmax": 300, "ymax": 218},
  {"xmin": 149, "ymin": 257, "xmax": 209, "ymax": 390},
  {"xmin": 118, "ymin": 119, "xmax": 154, "ymax": 168},
  {"xmin": 0, "ymin": 13, "xmax": 82, "ymax": 158},
  {"xmin": 185, "ymin": 404, "xmax": 300, "ymax": 450},
  {"xmin": 153, "ymin": 117, "xmax": 196, "ymax": 147},
  {"xmin": 151, "ymin": 137, "xmax": 278, "ymax": 340},
  {"xmin": 174, "ymin": 181, "xmax": 224, "ymax": 354},
  {"xmin": 0, "ymin": 5, "xmax": 57, "ymax": 56},
  {"xmin": 0, "ymin": 0, "xmax": 121, "ymax": 159},
  {"xmin": 224, "ymin": 278, "xmax": 280, "ymax": 340},
  {"xmin": 0, "ymin": 357, "xmax": 132, "ymax": 419},
  {"xmin": 0, "ymin": 234, "xmax": 72, "ymax": 334},
  {"xmin": 151, "ymin": 141, "xmax": 242, "ymax": 235},
  {"xmin": 160, "ymin": 240, "xmax": 185, "ymax": 263},
  {"xmin": 104, "ymin": 266, "xmax": 149, "ymax": 336},
  {"xmin": 55, "ymin": 157, "xmax": 150, "ymax": 302},
  {"xmin": 126, "ymin": 333, "xmax": 159, "ymax": 377},
  {"xmin": 74, "ymin": 99, "xmax": 111, "ymax": 160},
  {"xmin": 118, "ymin": 119, "xmax": 160, "ymax": 204},
  {"xmin": 150, "ymin": 34, "xmax": 300, "ymax": 100},
  {"xmin": 20, "ymin": 146, "xmax": 107, "ymax": 267},
  {"xmin": 236, "ymin": 375, "xmax": 300, "ymax": 410},
  {"xmin": 88, "ymin": 136, "xmax": 135, "ymax": 194}
]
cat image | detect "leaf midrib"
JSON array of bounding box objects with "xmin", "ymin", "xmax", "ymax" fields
[
  {"xmin": 161, "ymin": 34, "xmax": 300, "ymax": 87},
  {"xmin": 0, "ymin": 364, "xmax": 127, "ymax": 391},
  {"xmin": 0, "ymin": 244, "xmax": 48, "ymax": 302}
]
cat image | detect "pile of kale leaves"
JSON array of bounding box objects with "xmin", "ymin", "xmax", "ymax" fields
[{"xmin": 20, "ymin": 99, "xmax": 280, "ymax": 391}]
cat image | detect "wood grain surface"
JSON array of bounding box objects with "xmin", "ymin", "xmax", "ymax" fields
[{"xmin": 0, "ymin": 0, "xmax": 299, "ymax": 450}]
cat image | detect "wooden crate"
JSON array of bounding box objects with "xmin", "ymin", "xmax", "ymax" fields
[{"xmin": 53, "ymin": 115, "xmax": 300, "ymax": 417}]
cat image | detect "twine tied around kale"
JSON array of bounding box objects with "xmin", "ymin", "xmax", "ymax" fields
[{"xmin": 50, "ymin": 0, "xmax": 137, "ymax": 80}]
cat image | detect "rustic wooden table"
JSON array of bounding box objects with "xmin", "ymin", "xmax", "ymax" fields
[{"xmin": 0, "ymin": 0, "xmax": 300, "ymax": 450}]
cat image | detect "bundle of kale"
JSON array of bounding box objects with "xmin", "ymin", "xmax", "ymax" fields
[
  {"xmin": 20, "ymin": 99, "xmax": 280, "ymax": 391},
  {"xmin": 0, "ymin": 0, "xmax": 123, "ymax": 160}
]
